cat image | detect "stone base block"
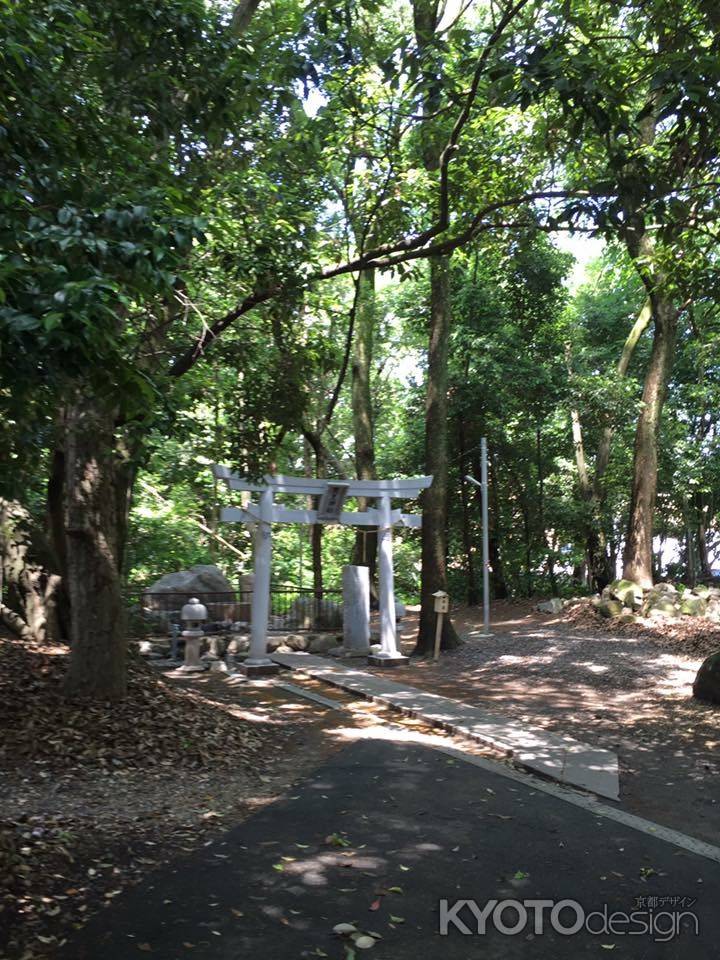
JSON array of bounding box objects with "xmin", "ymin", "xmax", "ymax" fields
[
  {"xmin": 239, "ymin": 661, "xmax": 281, "ymax": 678},
  {"xmin": 367, "ymin": 655, "xmax": 410, "ymax": 668}
]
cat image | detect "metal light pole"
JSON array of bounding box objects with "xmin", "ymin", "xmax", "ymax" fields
[{"xmin": 465, "ymin": 436, "xmax": 493, "ymax": 638}]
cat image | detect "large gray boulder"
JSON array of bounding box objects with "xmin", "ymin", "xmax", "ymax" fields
[
  {"xmin": 148, "ymin": 564, "xmax": 233, "ymax": 597},
  {"xmin": 693, "ymin": 652, "xmax": 720, "ymax": 705},
  {"xmin": 144, "ymin": 565, "xmax": 236, "ymax": 622}
]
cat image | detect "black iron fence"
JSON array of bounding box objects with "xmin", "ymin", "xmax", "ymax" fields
[{"xmin": 128, "ymin": 587, "xmax": 343, "ymax": 633}]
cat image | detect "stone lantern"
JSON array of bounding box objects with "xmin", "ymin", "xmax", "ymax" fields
[{"xmin": 179, "ymin": 597, "xmax": 208, "ymax": 672}]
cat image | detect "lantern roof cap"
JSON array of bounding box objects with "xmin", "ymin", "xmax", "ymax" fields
[{"xmin": 181, "ymin": 597, "xmax": 208, "ymax": 621}]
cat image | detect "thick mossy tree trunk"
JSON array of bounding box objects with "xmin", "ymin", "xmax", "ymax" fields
[
  {"xmin": 351, "ymin": 267, "xmax": 378, "ymax": 589},
  {"xmin": 416, "ymin": 256, "xmax": 460, "ymax": 652},
  {"xmin": 61, "ymin": 396, "xmax": 127, "ymax": 700},
  {"xmin": 622, "ymin": 300, "xmax": 678, "ymax": 588}
]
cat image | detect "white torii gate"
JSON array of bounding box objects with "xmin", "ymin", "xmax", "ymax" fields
[{"xmin": 212, "ymin": 466, "xmax": 432, "ymax": 676}]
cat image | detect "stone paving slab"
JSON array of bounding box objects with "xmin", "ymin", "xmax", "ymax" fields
[{"xmin": 271, "ymin": 652, "xmax": 620, "ymax": 800}]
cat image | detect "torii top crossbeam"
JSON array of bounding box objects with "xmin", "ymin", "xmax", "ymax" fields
[
  {"xmin": 212, "ymin": 465, "xmax": 432, "ymax": 672},
  {"xmin": 212, "ymin": 467, "xmax": 431, "ymax": 526}
]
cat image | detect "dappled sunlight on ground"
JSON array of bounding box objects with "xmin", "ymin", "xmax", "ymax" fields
[
  {"xmin": 163, "ymin": 604, "xmax": 719, "ymax": 841},
  {"xmin": 379, "ymin": 603, "xmax": 720, "ymax": 843}
]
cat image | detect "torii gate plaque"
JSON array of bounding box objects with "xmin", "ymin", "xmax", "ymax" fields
[{"xmin": 212, "ymin": 466, "xmax": 432, "ymax": 676}]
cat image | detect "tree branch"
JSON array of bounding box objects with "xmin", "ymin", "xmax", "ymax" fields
[{"xmin": 168, "ymin": 188, "xmax": 592, "ymax": 377}]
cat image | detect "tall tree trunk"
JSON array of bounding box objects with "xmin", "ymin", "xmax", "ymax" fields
[
  {"xmin": 311, "ymin": 524, "xmax": 323, "ymax": 600},
  {"xmin": 457, "ymin": 418, "xmax": 479, "ymax": 605},
  {"xmin": 417, "ymin": 255, "xmax": 460, "ymax": 652},
  {"xmin": 414, "ymin": 0, "xmax": 459, "ymax": 653},
  {"xmin": 520, "ymin": 492, "xmax": 533, "ymax": 597},
  {"xmin": 47, "ymin": 447, "xmax": 71, "ymax": 640},
  {"xmin": 696, "ymin": 494, "xmax": 712, "ymax": 580},
  {"xmin": 351, "ymin": 267, "xmax": 378, "ymax": 590},
  {"xmin": 567, "ymin": 303, "xmax": 651, "ymax": 591},
  {"xmin": 535, "ymin": 422, "xmax": 558, "ymax": 595},
  {"xmin": 594, "ymin": 300, "xmax": 652, "ymax": 495},
  {"xmin": 487, "ymin": 452, "xmax": 508, "ymax": 599},
  {"xmin": 311, "ymin": 435, "xmax": 325, "ymax": 604},
  {"xmin": 62, "ymin": 396, "xmax": 127, "ymax": 700},
  {"xmin": 570, "ymin": 401, "xmax": 610, "ymax": 591},
  {"xmin": 622, "ymin": 300, "xmax": 678, "ymax": 587},
  {"xmin": 620, "ymin": 67, "xmax": 678, "ymax": 589},
  {"xmin": 301, "ymin": 429, "xmax": 327, "ymax": 603}
]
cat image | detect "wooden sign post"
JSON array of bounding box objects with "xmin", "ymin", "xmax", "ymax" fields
[{"xmin": 212, "ymin": 467, "xmax": 432, "ymax": 675}]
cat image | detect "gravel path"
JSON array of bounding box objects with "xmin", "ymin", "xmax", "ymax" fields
[{"xmin": 386, "ymin": 602, "xmax": 720, "ymax": 845}]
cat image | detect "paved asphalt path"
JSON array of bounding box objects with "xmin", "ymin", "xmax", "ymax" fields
[{"xmin": 62, "ymin": 741, "xmax": 719, "ymax": 959}]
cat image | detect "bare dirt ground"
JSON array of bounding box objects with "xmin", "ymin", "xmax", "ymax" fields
[
  {"xmin": 386, "ymin": 600, "xmax": 720, "ymax": 845},
  {"xmin": 1, "ymin": 635, "xmax": 485, "ymax": 959}
]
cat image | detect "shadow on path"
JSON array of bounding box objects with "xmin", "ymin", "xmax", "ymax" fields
[{"xmin": 62, "ymin": 740, "xmax": 718, "ymax": 959}]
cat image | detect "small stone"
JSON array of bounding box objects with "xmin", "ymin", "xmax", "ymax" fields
[
  {"xmin": 597, "ymin": 599, "xmax": 623, "ymax": 619},
  {"xmin": 309, "ymin": 634, "xmax": 340, "ymax": 654},
  {"xmin": 680, "ymin": 596, "xmax": 706, "ymax": 617},
  {"xmin": 617, "ymin": 612, "xmax": 637, "ymax": 624},
  {"xmin": 608, "ymin": 579, "xmax": 643, "ymax": 610},
  {"xmin": 536, "ymin": 598, "xmax": 563, "ymax": 614},
  {"xmin": 285, "ymin": 634, "xmax": 310, "ymax": 651},
  {"xmin": 652, "ymin": 582, "xmax": 678, "ymax": 595},
  {"xmin": 641, "ymin": 591, "xmax": 680, "ymax": 618},
  {"xmin": 354, "ymin": 935, "xmax": 377, "ymax": 949},
  {"xmin": 705, "ymin": 600, "xmax": 720, "ymax": 622}
]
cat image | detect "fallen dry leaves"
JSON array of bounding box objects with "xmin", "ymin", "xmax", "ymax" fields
[
  {"xmin": 563, "ymin": 599, "xmax": 720, "ymax": 660},
  {"xmin": 0, "ymin": 635, "xmax": 280, "ymax": 959},
  {"xmin": 0, "ymin": 637, "xmax": 265, "ymax": 773}
]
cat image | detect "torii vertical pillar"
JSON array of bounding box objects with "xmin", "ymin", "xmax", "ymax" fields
[
  {"xmin": 240, "ymin": 486, "xmax": 279, "ymax": 677},
  {"xmin": 368, "ymin": 495, "xmax": 409, "ymax": 667}
]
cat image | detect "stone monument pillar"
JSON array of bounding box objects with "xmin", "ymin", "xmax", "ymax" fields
[{"xmin": 342, "ymin": 565, "xmax": 370, "ymax": 654}]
